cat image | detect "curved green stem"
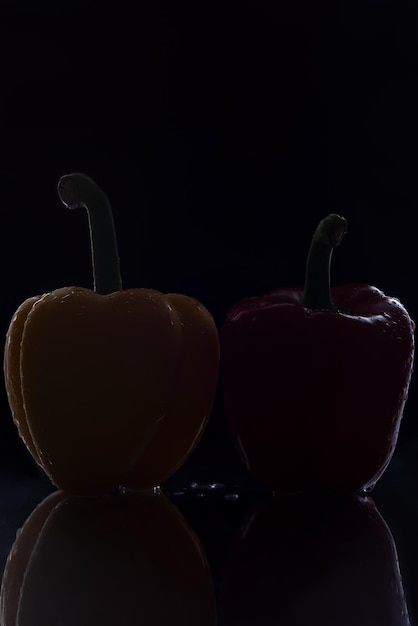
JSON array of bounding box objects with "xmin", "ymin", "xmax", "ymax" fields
[
  {"xmin": 57, "ymin": 173, "xmax": 122, "ymax": 294},
  {"xmin": 301, "ymin": 213, "xmax": 347, "ymax": 310}
]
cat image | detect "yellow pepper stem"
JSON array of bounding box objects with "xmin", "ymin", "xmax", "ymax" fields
[{"xmin": 57, "ymin": 173, "xmax": 123, "ymax": 294}]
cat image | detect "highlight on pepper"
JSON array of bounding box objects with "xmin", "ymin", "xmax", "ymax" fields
[
  {"xmin": 3, "ymin": 173, "xmax": 220, "ymax": 496},
  {"xmin": 221, "ymin": 213, "xmax": 415, "ymax": 495}
]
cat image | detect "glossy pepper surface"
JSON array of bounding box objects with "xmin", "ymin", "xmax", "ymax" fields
[
  {"xmin": 4, "ymin": 173, "xmax": 219, "ymax": 496},
  {"xmin": 221, "ymin": 214, "xmax": 415, "ymax": 494}
]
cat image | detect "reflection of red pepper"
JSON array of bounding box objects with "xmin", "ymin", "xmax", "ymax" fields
[
  {"xmin": 220, "ymin": 493, "xmax": 410, "ymax": 626},
  {"xmin": 221, "ymin": 214, "xmax": 415, "ymax": 494}
]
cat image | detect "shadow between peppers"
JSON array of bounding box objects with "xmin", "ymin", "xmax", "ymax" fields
[
  {"xmin": 0, "ymin": 490, "xmax": 217, "ymax": 626},
  {"xmin": 219, "ymin": 492, "xmax": 411, "ymax": 626}
]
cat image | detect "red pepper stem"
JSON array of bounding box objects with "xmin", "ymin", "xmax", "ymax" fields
[
  {"xmin": 301, "ymin": 213, "xmax": 347, "ymax": 310},
  {"xmin": 57, "ymin": 173, "xmax": 123, "ymax": 294}
]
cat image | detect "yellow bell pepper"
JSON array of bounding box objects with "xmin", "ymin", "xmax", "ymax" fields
[{"xmin": 3, "ymin": 173, "xmax": 219, "ymax": 496}]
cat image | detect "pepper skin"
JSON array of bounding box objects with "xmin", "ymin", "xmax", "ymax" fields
[
  {"xmin": 221, "ymin": 215, "xmax": 415, "ymax": 494},
  {"xmin": 3, "ymin": 173, "xmax": 219, "ymax": 496}
]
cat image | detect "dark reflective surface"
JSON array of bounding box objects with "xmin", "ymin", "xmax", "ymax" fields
[
  {"xmin": 220, "ymin": 493, "xmax": 409, "ymax": 625},
  {"xmin": 0, "ymin": 438, "xmax": 417, "ymax": 625},
  {"xmin": 0, "ymin": 489, "xmax": 216, "ymax": 626}
]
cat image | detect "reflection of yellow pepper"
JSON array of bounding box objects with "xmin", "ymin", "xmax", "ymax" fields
[
  {"xmin": 0, "ymin": 491, "xmax": 217, "ymax": 625},
  {"xmin": 3, "ymin": 173, "xmax": 219, "ymax": 496}
]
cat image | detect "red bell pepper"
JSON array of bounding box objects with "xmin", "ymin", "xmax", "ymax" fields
[{"xmin": 221, "ymin": 214, "xmax": 415, "ymax": 494}]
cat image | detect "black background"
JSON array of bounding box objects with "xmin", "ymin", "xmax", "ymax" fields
[
  {"xmin": 1, "ymin": 0, "xmax": 418, "ymax": 472},
  {"xmin": 1, "ymin": 2, "xmax": 418, "ymax": 624}
]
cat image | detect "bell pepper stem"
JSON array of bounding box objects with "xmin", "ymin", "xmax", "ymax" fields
[
  {"xmin": 301, "ymin": 213, "xmax": 347, "ymax": 310},
  {"xmin": 57, "ymin": 173, "xmax": 122, "ymax": 294}
]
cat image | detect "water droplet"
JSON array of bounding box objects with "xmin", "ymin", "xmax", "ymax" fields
[
  {"xmin": 189, "ymin": 481, "xmax": 226, "ymax": 494},
  {"xmin": 361, "ymin": 483, "xmax": 375, "ymax": 494},
  {"xmin": 190, "ymin": 481, "xmax": 226, "ymax": 497},
  {"xmin": 224, "ymin": 493, "xmax": 239, "ymax": 501},
  {"xmin": 209, "ymin": 482, "xmax": 225, "ymax": 490}
]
